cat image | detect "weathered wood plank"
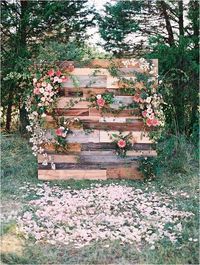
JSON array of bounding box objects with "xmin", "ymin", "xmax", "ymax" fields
[
  {"xmin": 42, "ymin": 143, "xmax": 81, "ymax": 153},
  {"xmin": 53, "ymin": 108, "xmax": 89, "ymax": 116},
  {"xmin": 81, "ymin": 142, "xmax": 155, "ymax": 151},
  {"xmin": 56, "ymin": 97, "xmax": 89, "ymax": 108},
  {"xmin": 82, "ymin": 121, "xmax": 148, "ymax": 131},
  {"xmin": 89, "ymin": 108, "xmax": 139, "ymax": 117},
  {"xmin": 38, "ymin": 154, "xmax": 78, "ymax": 163},
  {"xmin": 80, "ymin": 150, "xmax": 157, "ymax": 157},
  {"xmin": 99, "ymin": 131, "xmax": 153, "ymax": 144},
  {"xmin": 67, "ymin": 130, "xmax": 100, "ymax": 143},
  {"xmin": 38, "ymin": 169, "xmax": 107, "ymax": 180},
  {"xmin": 62, "ymin": 75, "xmax": 107, "ymax": 88},
  {"xmin": 106, "ymin": 166, "xmax": 143, "ymax": 180}
]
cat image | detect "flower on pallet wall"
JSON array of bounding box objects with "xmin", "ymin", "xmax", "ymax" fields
[
  {"xmin": 26, "ymin": 64, "xmax": 75, "ymax": 169},
  {"xmin": 110, "ymin": 132, "xmax": 132, "ymax": 158},
  {"xmin": 119, "ymin": 58, "xmax": 165, "ymax": 128},
  {"xmin": 89, "ymin": 92, "xmax": 115, "ymax": 111}
]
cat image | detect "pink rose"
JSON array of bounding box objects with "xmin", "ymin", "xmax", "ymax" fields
[
  {"xmin": 97, "ymin": 98, "xmax": 105, "ymax": 107},
  {"xmin": 117, "ymin": 139, "xmax": 126, "ymax": 148},
  {"xmin": 142, "ymin": 110, "xmax": 147, "ymax": 117},
  {"xmin": 55, "ymin": 128, "xmax": 63, "ymax": 137},
  {"xmin": 56, "ymin": 70, "xmax": 62, "ymax": 77},
  {"xmin": 48, "ymin": 69, "xmax": 54, "ymax": 77},
  {"xmin": 152, "ymin": 118, "xmax": 160, "ymax": 126},
  {"xmin": 146, "ymin": 118, "xmax": 153, "ymax": 127},
  {"xmin": 36, "ymin": 82, "xmax": 41, "ymax": 88},
  {"xmin": 33, "ymin": 87, "xmax": 40, "ymax": 95}
]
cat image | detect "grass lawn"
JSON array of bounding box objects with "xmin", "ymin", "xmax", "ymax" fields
[{"xmin": 1, "ymin": 134, "xmax": 199, "ymax": 265}]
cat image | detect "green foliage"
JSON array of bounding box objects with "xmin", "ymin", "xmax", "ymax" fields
[{"xmin": 139, "ymin": 134, "xmax": 198, "ymax": 180}]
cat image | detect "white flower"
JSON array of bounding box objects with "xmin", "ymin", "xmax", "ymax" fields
[
  {"xmin": 41, "ymin": 113, "xmax": 46, "ymax": 118},
  {"xmin": 32, "ymin": 111, "xmax": 38, "ymax": 116},
  {"xmin": 41, "ymin": 97, "xmax": 46, "ymax": 102},
  {"xmin": 147, "ymin": 108, "xmax": 153, "ymax": 114},
  {"xmin": 51, "ymin": 163, "xmax": 56, "ymax": 170},
  {"xmin": 33, "ymin": 78, "xmax": 37, "ymax": 84},
  {"xmin": 42, "ymin": 82, "xmax": 47, "ymax": 87},
  {"xmin": 145, "ymin": 97, "xmax": 152, "ymax": 103},
  {"xmin": 26, "ymin": 125, "xmax": 32, "ymax": 132},
  {"xmin": 42, "ymin": 160, "xmax": 48, "ymax": 166},
  {"xmin": 96, "ymin": 94, "xmax": 102, "ymax": 99},
  {"xmin": 39, "ymin": 87, "xmax": 45, "ymax": 93}
]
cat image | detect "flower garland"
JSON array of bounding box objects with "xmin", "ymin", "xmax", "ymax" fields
[
  {"xmin": 26, "ymin": 64, "xmax": 74, "ymax": 169},
  {"xmin": 108, "ymin": 58, "xmax": 165, "ymax": 129}
]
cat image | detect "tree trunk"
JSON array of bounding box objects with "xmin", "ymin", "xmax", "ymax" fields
[
  {"xmin": 159, "ymin": 1, "xmax": 175, "ymax": 46},
  {"xmin": 178, "ymin": 0, "xmax": 184, "ymax": 37}
]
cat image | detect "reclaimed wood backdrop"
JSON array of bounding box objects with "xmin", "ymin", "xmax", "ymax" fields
[{"xmin": 38, "ymin": 59, "xmax": 158, "ymax": 180}]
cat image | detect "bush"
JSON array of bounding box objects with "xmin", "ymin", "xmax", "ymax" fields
[{"xmin": 139, "ymin": 134, "xmax": 198, "ymax": 180}]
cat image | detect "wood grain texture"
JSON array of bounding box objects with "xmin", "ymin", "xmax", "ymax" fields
[
  {"xmin": 62, "ymin": 75, "xmax": 107, "ymax": 88},
  {"xmin": 106, "ymin": 166, "xmax": 143, "ymax": 180},
  {"xmin": 42, "ymin": 143, "xmax": 81, "ymax": 153},
  {"xmin": 38, "ymin": 169, "xmax": 107, "ymax": 180},
  {"xmin": 38, "ymin": 154, "xmax": 78, "ymax": 163},
  {"xmin": 89, "ymin": 108, "xmax": 139, "ymax": 117}
]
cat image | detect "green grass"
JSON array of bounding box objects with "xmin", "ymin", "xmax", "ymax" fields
[{"xmin": 1, "ymin": 133, "xmax": 199, "ymax": 265}]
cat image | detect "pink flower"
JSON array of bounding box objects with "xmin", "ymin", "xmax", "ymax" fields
[
  {"xmin": 61, "ymin": 76, "xmax": 68, "ymax": 82},
  {"xmin": 56, "ymin": 70, "xmax": 62, "ymax": 77},
  {"xmin": 36, "ymin": 82, "xmax": 41, "ymax": 88},
  {"xmin": 142, "ymin": 110, "xmax": 147, "ymax": 117},
  {"xmin": 97, "ymin": 98, "xmax": 105, "ymax": 107},
  {"xmin": 55, "ymin": 128, "xmax": 63, "ymax": 137},
  {"xmin": 48, "ymin": 69, "xmax": 54, "ymax": 77},
  {"xmin": 33, "ymin": 87, "xmax": 40, "ymax": 95},
  {"xmin": 146, "ymin": 118, "xmax": 153, "ymax": 127},
  {"xmin": 117, "ymin": 139, "xmax": 126, "ymax": 148},
  {"xmin": 152, "ymin": 118, "xmax": 160, "ymax": 126}
]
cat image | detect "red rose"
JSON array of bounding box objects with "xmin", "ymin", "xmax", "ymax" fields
[
  {"xmin": 48, "ymin": 69, "xmax": 55, "ymax": 77},
  {"xmin": 56, "ymin": 70, "xmax": 62, "ymax": 77},
  {"xmin": 117, "ymin": 139, "xmax": 126, "ymax": 148},
  {"xmin": 97, "ymin": 98, "xmax": 105, "ymax": 107}
]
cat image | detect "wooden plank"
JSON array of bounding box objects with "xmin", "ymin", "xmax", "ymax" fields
[
  {"xmin": 38, "ymin": 161, "xmax": 138, "ymax": 170},
  {"xmin": 82, "ymin": 121, "xmax": 147, "ymax": 131},
  {"xmin": 56, "ymin": 97, "xmax": 89, "ymax": 108},
  {"xmin": 53, "ymin": 108, "xmax": 89, "ymax": 116},
  {"xmin": 81, "ymin": 142, "xmax": 155, "ymax": 151},
  {"xmin": 38, "ymin": 169, "xmax": 107, "ymax": 180},
  {"xmin": 106, "ymin": 166, "xmax": 143, "ymax": 180},
  {"xmin": 99, "ymin": 131, "xmax": 153, "ymax": 144},
  {"xmin": 67, "ymin": 130, "xmax": 100, "ymax": 143},
  {"xmin": 42, "ymin": 143, "xmax": 81, "ymax": 153},
  {"xmin": 80, "ymin": 150, "xmax": 157, "ymax": 157},
  {"xmin": 89, "ymin": 108, "xmax": 139, "ymax": 117},
  {"xmin": 62, "ymin": 75, "xmax": 107, "ymax": 88},
  {"xmin": 38, "ymin": 154, "xmax": 78, "ymax": 163}
]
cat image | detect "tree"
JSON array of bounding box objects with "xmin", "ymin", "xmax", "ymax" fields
[
  {"xmin": 1, "ymin": 0, "xmax": 95, "ymax": 132},
  {"xmin": 97, "ymin": 0, "xmax": 199, "ymax": 137}
]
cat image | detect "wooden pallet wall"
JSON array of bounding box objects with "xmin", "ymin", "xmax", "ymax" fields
[{"xmin": 38, "ymin": 59, "xmax": 158, "ymax": 180}]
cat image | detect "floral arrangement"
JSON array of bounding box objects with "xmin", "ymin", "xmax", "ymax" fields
[
  {"xmin": 111, "ymin": 132, "xmax": 132, "ymax": 158},
  {"xmin": 26, "ymin": 64, "xmax": 74, "ymax": 169},
  {"xmin": 110, "ymin": 58, "xmax": 165, "ymax": 128},
  {"xmin": 89, "ymin": 92, "xmax": 115, "ymax": 111}
]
